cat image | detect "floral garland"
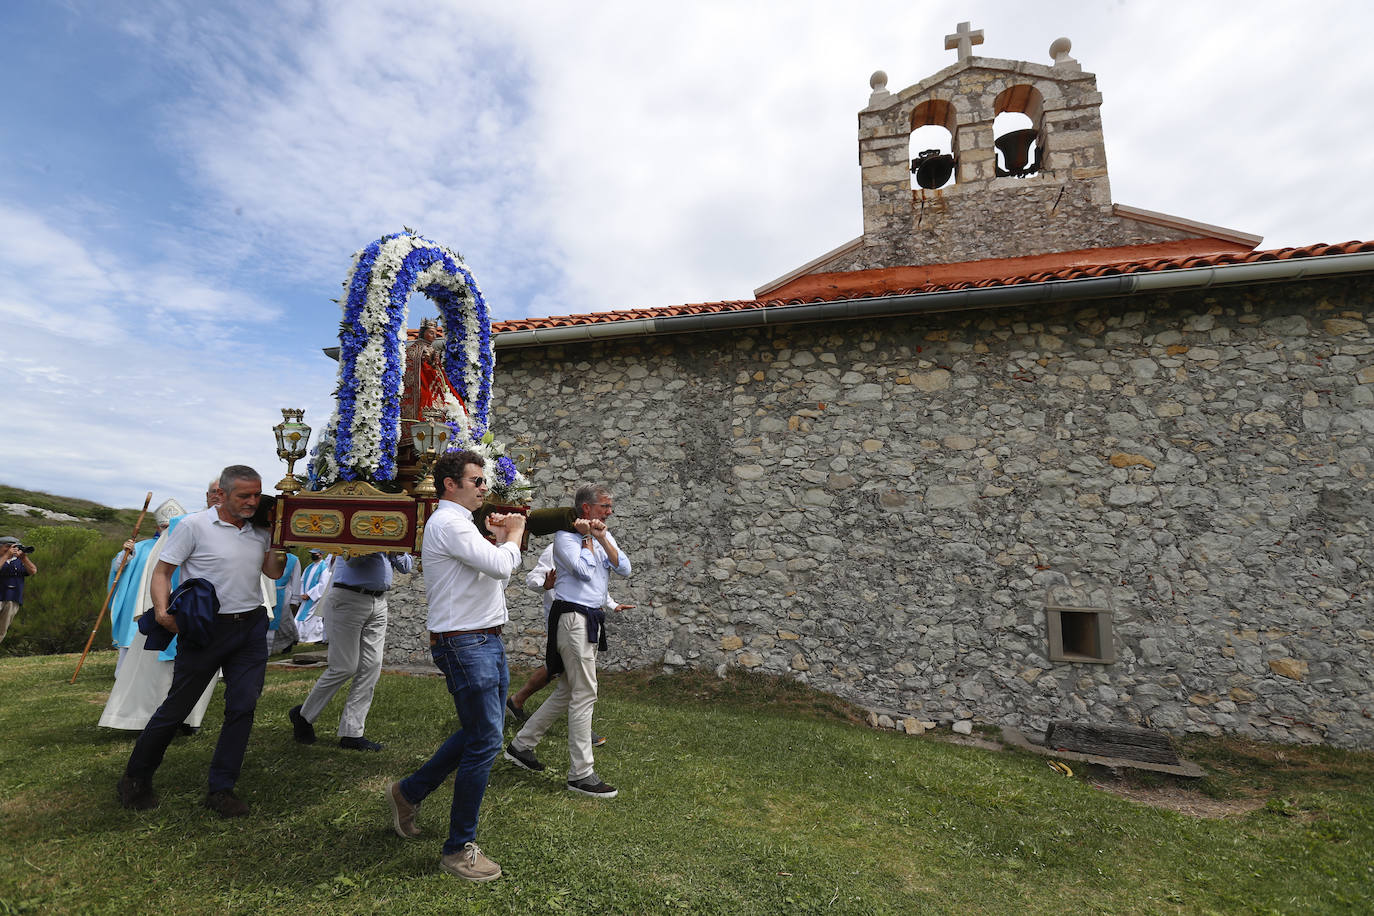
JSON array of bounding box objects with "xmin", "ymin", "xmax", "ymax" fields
[{"xmin": 308, "ymin": 230, "xmax": 528, "ymax": 499}]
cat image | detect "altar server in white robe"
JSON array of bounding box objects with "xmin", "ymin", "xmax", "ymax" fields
[
  {"xmin": 295, "ymin": 551, "xmax": 334, "ymax": 645},
  {"xmin": 267, "ymin": 552, "xmax": 302, "ymax": 654}
]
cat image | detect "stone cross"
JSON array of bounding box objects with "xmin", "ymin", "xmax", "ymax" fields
[{"xmin": 944, "ymin": 21, "xmax": 984, "ymax": 61}]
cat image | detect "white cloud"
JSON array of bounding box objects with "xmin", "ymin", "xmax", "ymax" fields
[
  {"xmin": 0, "ymin": 204, "xmax": 319, "ymax": 507},
  {"xmin": 3, "ymin": 0, "xmax": 1371, "ymax": 511},
  {"xmin": 101, "ymin": 0, "xmax": 1374, "ymax": 316}
]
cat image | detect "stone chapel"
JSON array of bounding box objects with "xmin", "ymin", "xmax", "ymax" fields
[{"xmin": 387, "ymin": 24, "xmax": 1374, "ymax": 748}]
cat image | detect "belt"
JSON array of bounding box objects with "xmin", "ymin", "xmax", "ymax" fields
[
  {"xmin": 219, "ymin": 607, "xmax": 266, "ymax": 622},
  {"xmin": 337, "ymin": 583, "xmax": 387, "ymax": 597},
  {"xmin": 430, "ymin": 626, "xmax": 503, "ymax": 645}
]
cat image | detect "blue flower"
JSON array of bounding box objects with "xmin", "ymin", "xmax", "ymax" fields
[
  {"xmin": 315, "ymin": 230, "xmax": 501, "ymax": 487},
  {"xmin": 333, "ymin": 239, "xmax": 383, "ymax": 478},
  {"xmin": 496, "ymin": 455, "xmax": 518, "ymax": 487}
]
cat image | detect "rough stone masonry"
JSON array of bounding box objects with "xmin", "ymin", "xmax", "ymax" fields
[{"xmin": 382, "ymin": 275, "xmax": 1374, "ymax": 749}]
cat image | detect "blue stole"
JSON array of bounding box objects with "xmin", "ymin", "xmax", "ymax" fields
[
  {"xmin": 269, "ymin": 553, "xmax": 300, "ymax": 631},
  {"xmin": 107, "ymin": 536, "xmax": 158, "ymax": 648},
  {"xmin": 155, "ymin": 514, "xmax": 187, "ymax": 662}
]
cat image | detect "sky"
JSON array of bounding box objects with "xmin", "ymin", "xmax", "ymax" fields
[{"xmin": 1, "ymin": 0, "xmax": 1370, "ymax": 512}]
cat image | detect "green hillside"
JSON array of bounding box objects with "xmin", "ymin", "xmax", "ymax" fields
[
  {"xmin": 0, "ymin": 483, "xmax": 153, "ymax": 540},
  {"xmin": 0, "ymin": 484, "xmax": 162, "ymax": 657}
]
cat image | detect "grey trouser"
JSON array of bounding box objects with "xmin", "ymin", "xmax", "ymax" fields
[{"xmin": 299, "ymin": 587, "xmax": 388, "ymax": 738}]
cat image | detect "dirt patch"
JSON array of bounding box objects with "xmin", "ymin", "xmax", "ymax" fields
[
  {"xmin": 929, "ymin": 732, "xmax": 1006, "ymax": 752},
  {"xmin": 1089, "ymin": 779, "xmax": 1267, "ymax": 818}
]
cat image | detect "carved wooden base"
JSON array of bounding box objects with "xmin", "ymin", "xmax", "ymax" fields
[{"xmin": 272, "ymin": 480, "xmax": 435, "ymax": 557}]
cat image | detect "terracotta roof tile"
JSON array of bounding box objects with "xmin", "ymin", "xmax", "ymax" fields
[{"xmin": 486, "ymin": 239, "xmax": 1374, "ymax": 334}]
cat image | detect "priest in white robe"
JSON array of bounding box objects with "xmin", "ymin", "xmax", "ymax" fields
[{"xmin": 106, "ymin": 499, "xmax": 182, "ymax": 674}]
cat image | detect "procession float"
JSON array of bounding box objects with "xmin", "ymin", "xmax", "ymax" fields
[{"xmin": 266, "ymin": 230, "xmax": 569, "ymax": 555}]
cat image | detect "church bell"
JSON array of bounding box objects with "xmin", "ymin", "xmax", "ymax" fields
[
  {"xmin": 911, "ymin": 149, "xmax": 956, "ymax": 189},
  {"xmin": 994, "ymin": 128, "xmax": 1040, "ymax": 177}
]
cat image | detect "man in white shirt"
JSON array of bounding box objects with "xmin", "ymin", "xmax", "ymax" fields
[
  {"xmin": 117, "ymin": 465, "xmax": 287, "ymax": 818},
  {"xmin": 386, "ymin": 449, "xmax": 525, "ymax": 883},
  {"xmin": 504, "ymin": 484, "xmax": 631, "ymax": 798},
  {"xmin": 506, "ymin": 544, "xmax": 633, "ymax": 745}
]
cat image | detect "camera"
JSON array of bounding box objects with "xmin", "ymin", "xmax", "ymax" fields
[{"xmin": 5, "ymin": 543, "xmax": 34, "ymax": 554}]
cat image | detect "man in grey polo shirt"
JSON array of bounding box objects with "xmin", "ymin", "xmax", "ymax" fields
[{"xmin": 117, "ymin": 465, "xmax": 287, "ymax": 817}]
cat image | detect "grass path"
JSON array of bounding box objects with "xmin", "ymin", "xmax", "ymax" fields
[{"xmin": 2, "ymin": 653, "xmax": 1371, "ymax": 914}]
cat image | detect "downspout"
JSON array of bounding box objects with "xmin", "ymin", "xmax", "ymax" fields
[{"xmin": 494, "ymin": 251, "xmax": 1374, "ymax": 350}]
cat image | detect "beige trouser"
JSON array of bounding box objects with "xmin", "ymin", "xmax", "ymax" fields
[
  {"xmin": 0, "ymin": 600, "xmax": 20, "ymax": 643},
  {"xmin": 512, "ymin": 610, "xmax": 599, "ymax": 780}
]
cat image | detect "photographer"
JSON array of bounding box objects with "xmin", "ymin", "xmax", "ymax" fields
[{"xmin": 0, "ymin": 536, "xmax": 38, "ymax": 644}]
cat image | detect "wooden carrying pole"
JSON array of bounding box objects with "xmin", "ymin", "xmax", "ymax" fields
[{"xmin": 71, "ymin": 492, "xmax": 152, "ymax": 684}]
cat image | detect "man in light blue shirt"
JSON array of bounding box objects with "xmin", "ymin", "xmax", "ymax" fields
[
  {"xmin": 290, "ymin": 550, "xmax": 413, "ymax": 751},
  {"xmin": 505, "ymin": 483, "xmax": 630, "ymax": 798}
]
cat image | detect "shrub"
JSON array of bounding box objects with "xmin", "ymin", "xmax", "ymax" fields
[{"xmin": 1, "ymin": 525, "xmax": 125, "ymax": 656}]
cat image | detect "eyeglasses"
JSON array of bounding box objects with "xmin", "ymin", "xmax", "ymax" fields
[{"xmin": 464, "ymin": 476, "xmax": 486, "ymax": 486}]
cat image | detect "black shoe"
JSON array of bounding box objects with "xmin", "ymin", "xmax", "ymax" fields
[
  {"xmin": 506, "ymin": 698, "xmax": 528, "ymax": 722},
  {"xmin": 203, "ymin": 788, "xmax": 249, "ymax": 818},
  {"xmin": 289, "ymin": 704, "xmax": 316, "ymax": 744},
  {"xmin": 340, "ymin": 736, "xmax": 384, "ymax": 752},
  {"xmin": 503, "ymin": 741, "xmax": 545, "ymax": 772},
  {"xmin": 117, "ymin": 775, "xmax": 158, "ymax": 810},
  {"xmin": 566, "ymin": 773, "xmax": 617, "ymax": 798},
  {"xmin": 177, "ymin": 723, "xmax": 199, "ymax": 737}
]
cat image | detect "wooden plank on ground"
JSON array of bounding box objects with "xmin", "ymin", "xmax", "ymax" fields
[{"xmin": 1045, "ymin": 721, "xmax": 1182, "ymax": 765}]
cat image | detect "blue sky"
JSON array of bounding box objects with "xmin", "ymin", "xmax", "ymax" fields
[{"xmin": 2, "ymin": 0, "xmax": 1370, "ymax": 511}]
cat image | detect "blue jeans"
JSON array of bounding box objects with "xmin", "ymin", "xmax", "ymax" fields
[
  {"xmin": 398, "ymin": 633, "xmax": 508, "ymax": 854},
  {"xmin": 125, "ymin": 609, "xmax": 268, "ymax": 793}
]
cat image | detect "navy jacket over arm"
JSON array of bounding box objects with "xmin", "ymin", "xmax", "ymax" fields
[{"xmin": 137, "ymin": 578, "xmax": 219, "ymax": 651}]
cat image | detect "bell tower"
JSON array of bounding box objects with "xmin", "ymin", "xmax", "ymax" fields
[{"xmin": 828, "ymin": 24, "xmax": 1208, "ymax": 272}]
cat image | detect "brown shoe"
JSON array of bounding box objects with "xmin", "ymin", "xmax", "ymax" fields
[
  {"xmin": 440, "ymin": 843, "xmax": 501, "ymax": 882},
  {"xmin": 117, "ymin": 775, "xmax": 158, "ymax": 810},
  {"xmin": 203, "ymin": 789, "xmax": 250, "ymax": 818},
  {"xmin": 388, "ymin": 781, "xmax": 420, "ymax": 839}
]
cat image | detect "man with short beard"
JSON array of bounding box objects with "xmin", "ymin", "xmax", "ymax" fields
[
  {"xmin": 504, "ymin": 483, "xmax": 630, "ymax": 799},
  {"xmin": 116, "ymin": 465, "xmax": 286, "ymax": 817}
]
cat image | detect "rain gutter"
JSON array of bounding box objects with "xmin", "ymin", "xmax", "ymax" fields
[{"xmin": 493, "ymin": 251, "xmax": 1374, "ymax": 350}]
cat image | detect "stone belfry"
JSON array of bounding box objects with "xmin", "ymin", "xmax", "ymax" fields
[{"xmin": 822, "ymin": 22, "xmax": 1219, "ymax": 273}]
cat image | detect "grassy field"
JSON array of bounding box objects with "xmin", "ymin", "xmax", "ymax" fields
[{"xmin": 1, "ymin": 653, "xmax": 1370, "ymax": 915}]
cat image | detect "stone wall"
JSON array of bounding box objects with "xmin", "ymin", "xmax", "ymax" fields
[{"xmin": 387, "ymin": 276, "xmax": 1374, "ymax": 748}]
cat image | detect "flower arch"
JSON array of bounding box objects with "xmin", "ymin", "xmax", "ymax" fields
[{"xmin": 309, "ymin": 230, "xmax": 502, "ymax": 488}]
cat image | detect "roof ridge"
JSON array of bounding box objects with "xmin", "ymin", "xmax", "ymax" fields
[{"xmin": 483, "ymin": 240, "xmax": 1374, "ymax": 335}]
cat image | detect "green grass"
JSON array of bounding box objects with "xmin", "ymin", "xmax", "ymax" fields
[
  {"xmin": 2, "ymin": 655, "xmax": 1371, "ymax": 915},
  {"xmin": 0, "ymin": 483, "xmax": 169, "ymax": 658}
]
